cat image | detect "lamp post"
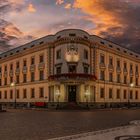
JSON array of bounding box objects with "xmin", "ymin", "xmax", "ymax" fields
[
  {"xmin": 85, "ymin": 89, "xmax": 90, "ymax": 109},
  {"xmin": 10, "ymin": 82, "xmax": 16, "ymax": 109},
  {"xmin": 55, "ymin": 89, "xmax": 60, "ymax": 109},
  {"xmin": 128, "ymin": 83, "xmax": 134, "ymax": 109}
]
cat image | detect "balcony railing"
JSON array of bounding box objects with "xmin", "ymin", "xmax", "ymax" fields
[
  {"xmin": 15, "ymin": 68, "xmax": 20, "ymax": 74},
  {"xmin": 116, "ymin": 67, "xmax": 121, "ymax": 73},
  {"xmin": 38, "ymin": 62, "xmax": 45, "ymax": 69},
  {"xmin": 48, "ymin": 73, "xmax": 97, "ymax": 81},
  {"xmin": 22, "ymin": 66, "xmax": 27, "ymax": 73},
  {"xmin": 30, "ymin": 65, "xmax": 35, "ymax": 71},
  {"xmin": 99, "ymin": 63, "xmax": 106, "ymax": 69},
  {"xmin": 108, "ymin": 64, "xmax": 113, "ymax": 70}
]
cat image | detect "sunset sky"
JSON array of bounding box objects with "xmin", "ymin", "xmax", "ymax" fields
[{"xmin": 0, "ymin": 0, "xmax": 140, "ymax": 52}]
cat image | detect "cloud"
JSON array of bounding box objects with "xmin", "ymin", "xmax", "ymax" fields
[
  {"xmin": 0, "ymin": 19, "xmax": 34, "ymax": 51},
  {"xmin": 56, "ymin": 0, "xmax": 64, "ymax": 5},
  {"xmin": 73, "ymin": 0, "xmax": 140, "ymax": 51},
  {"xmin": 65, "ymin": 3, "xmax": 72, "ymax": 9},
  {"xmin": 28, "ymin": 3, "xmax": 36, "ymax": 13}
]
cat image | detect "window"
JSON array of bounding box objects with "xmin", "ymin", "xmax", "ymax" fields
[
  {"xmin": 109, "ymin": 88, "xmax": 112, "ymax": 99},
  {"xmin": 0, "ymin": 91, "xmax": 1, "ymax": 99},
  {"xmin": 124, "ymin": 75, "xmax": 127, "ymax": 84},
  {"xmin": 31, "ymin": 88, "xmax": 35, "ymax": 98},
  {"xmin": 16, "ymin": 89, "xmax": 19, "ymax": 99},
  {"xmin": 136, "ymin": 78, "xmax": 138, "ymax": 86},
  {"xmin": 4, "ymin": 65, "xmax": 7, "ymax": 71},
  {"xmin": 109, "ymin": 72, "xmax": 113, "ymax": 82},
  {"xmin": 39, "ymin": 70, "xmax": 44, "ymax": 80},
  {"xmin": 135, "ymin": 91, "xmax": 138, "ymax": 99},
  {"xmin": 100, "ymin": 54, "xmax": 104, "ymax": 64},
  {"xmin": 130, "ymin": 77, "xmax": 133, "ymax": 83},
  {"xmin": 130, "ymin": 64, "xmax": 133, "ymax": 71},
  {"xmin": 16, "ymin": 61, "xmax": 20, "ymax": 69},
  {"xmin": 4, "ymin": 78, "xmax": 7, "ymax": 85},
  {"xmin": 123, "ymin": 90, "xmax": 127, "ymax": 99},
  {"xmin": 109, "ymin": 57, "xmax": 113, "ymax": 65},
  {"xmin": 84, "ymin": 49, "xmax": 88, "ymax": 59},
  {"xmin": 4, "ymin": 91, "xmax": 7, "ymax": 99},
  {"xmin": 56, "ymin": 50, "xmax": 61, "ymax": 59},
  {"xmin": 130, "ymin": 90, "xmax": 133, "ymax": 99},
  {"xmin": 10, "ymin": 90, "xmax": 13, "ymax": 99},
  {"xmin": 69, "ymin": 65, "xmax": 76, "ymax": 73},
  {"xmin": 56, "ymin": 67, "xmax": 61, "ymax": 74},
  {"xmin": 117, "ymin": 60, "xmax": 120, "ymax": 67},
  {"xmin": 116, "ymin": 89, "xmax": 120, "ymax": 99},
  {"xmin": 23, "ymin": 89, "xmax": 27, "ymax": 98},
  {"xmin": 0, "ymin": 79, "xmax": 1, "ymax": 86},
  {"xmin": 100, "ymin": 70, "xmax": 105, "ymax": 80},
  {"xmin": 31, "ymin": 72, "xmax": 35, "ymax": 82},
  {"xmin": 16, "ymin": 75, "xmax": 19, "ymax": 84},
  {"xmin": 31, "ymin": 57, "xmax": 35, "ymax": 65},
  {"xmin": 39, "ymin": 54, "xmax": 44, "ymax": 63},
  {"xmin": 10, "ymin": 76, "xmax": 13, "ymax": 83},
  {"xmin": 23, "ymin": 60, "xmax": 27, "ymax": 67},
  {"xmin": 23, "ymin": 74, "xmax": 27, "ymax": 83},
  {"xmin": 130, "ymin": 64, "xmax": 133, "ymax": 74},
  {"xmin": 10, "ymin": 64, "xmax": 13, "ymax": 70},
  {"xmin": 39, "ymin": 87, "xmax": 44, "ymax": 98},
  {"xmin": 124, "ymin": 62, "xmax": 127, "ymax": 69},
  {"xmin": 100, "ymin": 88, "xmax": 104, "ymax": 98},
  {"xmin": 117, "ymin": 74, "xmax": 120, "ymax": 83},
  {"xmin": 84, "ymin": 66, "xmax": 88, "ymax": 74},
  {"xmin": 136, "ymin": 65, "xmax": 138, "ymax": 73}
]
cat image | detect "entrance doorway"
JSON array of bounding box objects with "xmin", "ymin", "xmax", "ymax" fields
[{"xmin": 68, "ymin": 85, "xmax": 77, "ymax": 102}]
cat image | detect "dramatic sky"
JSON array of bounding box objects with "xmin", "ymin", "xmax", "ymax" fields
[{"xmin": 0, "ymin": 0, "xmax": 140, "ymax": 52}]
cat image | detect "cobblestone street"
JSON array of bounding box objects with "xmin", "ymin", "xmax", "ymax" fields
[{"xmin": 1, "ymin": 109, "xmax": 140, "ymax": 140}]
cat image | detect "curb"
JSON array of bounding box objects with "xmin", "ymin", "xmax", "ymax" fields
[{"xmin": 48, "ymin": 121, "xmax": 140, "ymax": 140}]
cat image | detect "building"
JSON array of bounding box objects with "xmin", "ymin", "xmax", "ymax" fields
[{"xmin": 0, "ymin": 29, "xmax": 140, "ymax": 109}]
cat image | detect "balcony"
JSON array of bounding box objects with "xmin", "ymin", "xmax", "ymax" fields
[
  {"xmin": 4, "ymin": 71, "xmax": 7, "ymax": 77},
  {"xmin": 30, "ymin": 65, "xmax": 35, "ymax": 71},
  {"xmin": 15, "ymin": 68, "xmax": 20, "ymax": 74},
  {"xmin": 48, "ymin": 73, "xmax": 97, "ymax": 81},
  {"xmin": 99, "ymin": 63, "xmax": 106, "ymax": 69},
  {"xmin": 135, "ymin": 71, "xmax": 139, "ymax": 77},
  {"xmin": 123, "ymin": 68, "xmax": 127, "ymax": 74},
  {"xmin": 108, "ymin": 64, "xmax": 113, "ymax": 71},
  {"xmin": 9, "ymin": 70, "xmax": 13, "ymax": 76},
  {"xmin": 130, "ymin": 70, "xmax": 133, "ymax": 76},
  {"xmin": 22, "ymin": 66, "xmax": 27, "ymax": 73},
  {"xmin": 116, "ymin": 67, "xmax": 121, "ymax": 73},
  {"xmin": 38, "ymin": 62, "xmax": 45, "ymax": 70}
]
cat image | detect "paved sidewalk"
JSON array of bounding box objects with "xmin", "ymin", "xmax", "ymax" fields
[{"xmin": 49, "ymin": 121, "xmax": 140, "ymax": 140}]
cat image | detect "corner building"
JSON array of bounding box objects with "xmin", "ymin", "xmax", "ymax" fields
[{"xmin": 0, "ymin": 29, "xmax": 140, "ymax": 108}]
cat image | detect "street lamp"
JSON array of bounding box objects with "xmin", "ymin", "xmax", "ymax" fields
[
  {"xmin": 128, "ymin": 83, "xmax": 134, "ymax": 109},
  {"xmin": 85, "ymin": 89, "xmax": 90, "ymax": 109},
  {"xmin": 10, "ymin": 82, "xmax": 16, "ymax": 109},
  {"xmin": 55, "ymin": 89, "xmax": 60, "ymax": 109}
]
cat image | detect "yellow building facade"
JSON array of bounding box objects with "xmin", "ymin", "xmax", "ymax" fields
[{"xmin": 0, "ymin": 29, "xmax": 140, "ymax": 108}]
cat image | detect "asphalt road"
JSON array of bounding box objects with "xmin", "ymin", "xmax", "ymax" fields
[{"xmin": 0, "ymin": 109, "xmax": 140, "ymax": 140}]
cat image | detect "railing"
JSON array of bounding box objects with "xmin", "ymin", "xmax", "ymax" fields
[{"xmin": 48, "ymin": 73, "xmax": 97, "ymax": 81}]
